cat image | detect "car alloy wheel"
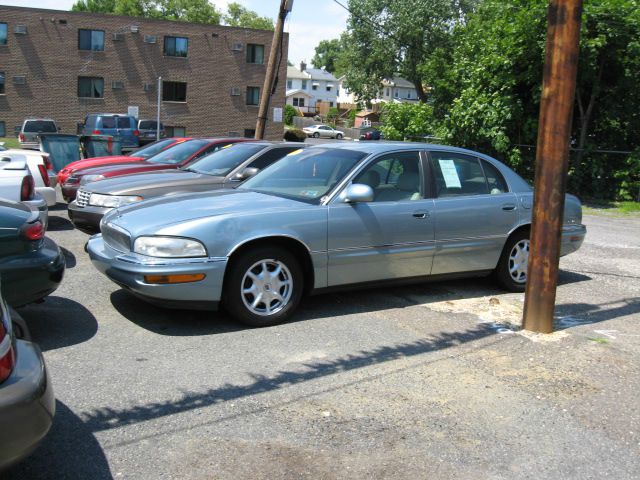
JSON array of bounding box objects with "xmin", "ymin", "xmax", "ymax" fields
[
  {"xmin": 241, "ymin": 259, "xmax": 293, "ymax": 316},
  {"xmin": 495, "ymin": 229, "xmax": 529, "ymax": 292},
  {"xmin": 508, "ymin": 239, "xmax": 529, "ymax": 284}
]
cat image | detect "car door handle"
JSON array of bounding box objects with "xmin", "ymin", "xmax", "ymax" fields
[
  {"xmin": 413, "ymin": 210, "xmax": 430, "ymax": 219},
  {"xmin": 502, "ymin": 204, "xmax": 516, "ymax": 211}
]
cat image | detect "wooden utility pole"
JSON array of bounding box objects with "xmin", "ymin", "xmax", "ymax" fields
[
  {"xmin": 523, "ymin": 0, "xmax": 583, "ymax": 333},
  {"xmin": 255, "ymin": 0, "xmax": 292, "ymax": 139}
]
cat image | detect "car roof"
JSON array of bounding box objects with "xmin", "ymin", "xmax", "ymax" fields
[{"xmin": 304, "ymin": 141, "xmax": 497, "ymax": 158}]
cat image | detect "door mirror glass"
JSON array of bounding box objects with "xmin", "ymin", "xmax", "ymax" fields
[
  {"xmin": 341, "ymin": 183, "xmax": 374, "ymax": 203},
  {"xmin": 234, "ymin": 167, "xmax": 260, "ymax": 181}
]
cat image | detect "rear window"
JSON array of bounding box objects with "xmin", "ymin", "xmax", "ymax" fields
[
  {"xmin": 99, "ymin": 117, "xmax": 116, "ymax": 129},
  {"xmin": 116, "ymin": 117, "xmax": 134, "ymax": 129},
  {"xmin": 24, "ymin": 120, "xmax": 57, "ymax": 133},
  {"xmin": 188, "ymin": 144, "xmax": 267, "ymax": 176},
  {"xmin": 130, "ymin": 138, "xmax": 178, "ymax": 159},
  {"xmin": 139, "ymin": 120, "xmax": 163, "ymax": 130}
]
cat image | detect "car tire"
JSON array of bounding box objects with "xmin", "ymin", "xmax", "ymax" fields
[
  {"xmin": 494, "ymin": 229, "xmax": 530, "ymax": 292},
  {"xmin": 336, "ymin": 133, "xmax": 343, "ymax": 140},
  {"xmin": 223, "ymin": 246, "xmax": 304, "ymax": 327},
  {"xmin": 313, "ymin": 132, "xmax": 320, "ymax": 138}
]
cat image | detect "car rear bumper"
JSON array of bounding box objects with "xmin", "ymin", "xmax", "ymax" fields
[
  {"xmin": 87, "ymin": 234, "xmax": 226, "ymax": 309},
  {"xmin": 560, "ymin": 224, "xmax": 586, "ymax": 256},
  {"xmin": 0, "ymin": 339, "xmax": 55, "ymax": 471},
  {"xmin": 23, "ymin": 196, "xmax": 48, "ymax": 230},
  {"xmin": 67, "ymin": 202, "xmax": 110, "ymax": 234},
  {"xmin": 36, "ymin": 187, "xmax": 57, "ymax": 207},
  {"xmin": 0, "ymin": 237, "xmax": 66, "ymax": 307},
  {"xmin": 18, "ymin": 142, "xmax": 40, "ymax": 151}
]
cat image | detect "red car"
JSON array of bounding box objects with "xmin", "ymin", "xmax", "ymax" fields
[
  {"xmin": 62, "ymin": 138, "xmax": 254, "ymax": 202},
  {"xmin": 57, "ymin": 137, "xmax": 189, "ymax": 187}
]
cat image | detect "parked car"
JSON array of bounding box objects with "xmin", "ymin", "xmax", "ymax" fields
[
  {"xmin": 78, "ymin": 114, "xmax": 140, "ymax": 150},
  {"xmin": 62, "ymin": 138, "xmax": 253, "ymax": 202},
  {"xmin": 0, "ymin": 278, "xmax": 55, "ymax": 471},
  {"xmin": 0, "ymin": 159, "xmax": 48, "ymax": 228},
  {"xmin": 1, "ymin": 149, "xmax": 57, "ymax": 206},
  {"xmin": 57, "ymin": 138, "xmax": 190, "ymax": 199},
  {"xmin": 68, "ymin": 142, "xmax": 304, "ymax": 233},
  {"xmin": 0, "ymin": 199, "xmax": 65, "ymax": 307},
  {"xmin": 303, "ymin": 125, "xmax": 344, "ymax": 139},
  {"xmin": 137, "ymin": 119, "xmax": 165, "ymax": 145},
  {"xmin": 18, "ymin": 118, "xmax": 59, "ymax": 150},
  {"xmin": 359, "ymin": 129, "xmax": 382, "ymax": 141},
  {"xmin": 87, "ymin": 143, "xmax": 586, "ymax": 327}
]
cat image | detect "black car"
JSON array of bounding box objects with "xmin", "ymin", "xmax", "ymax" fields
[
  {"xmin": 0, "ymin": 199, "xmax": 65, "ymax": 307},
  {"xmin": 0, "ymin": 278, "xmax": 55, "ymax": 470}
]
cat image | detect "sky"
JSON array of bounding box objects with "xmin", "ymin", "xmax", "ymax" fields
[{"xmin": 0, "ymin": 0, "xmax": 349, "ymax": 66}]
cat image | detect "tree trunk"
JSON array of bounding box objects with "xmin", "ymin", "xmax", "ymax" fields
[
  {"xmin": 413, "ymin": 80, "xmax": 428, "ymax": 102},
  {"xmin": 574, "ymin": 61, "xmax": 604, "ymax": 166}
]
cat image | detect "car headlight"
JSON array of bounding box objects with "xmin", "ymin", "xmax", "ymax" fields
[
  {"xmin": 133, "ymin": 236, "xmax": 207, "ymax": 258},
  {"xmin": 89, "ymin": 193, "xmax": 143, "ymax": 208},
  {"xmin": 80, "ymin": 174, "xmax": 106, "ymax": 185}
]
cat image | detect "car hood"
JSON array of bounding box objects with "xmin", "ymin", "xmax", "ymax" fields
[
  {"xmin": 86, "ymin": 170, "xmax": 224, "ymax": 195},
  {"xmin": 105, "ymin": 190, "xmax": 314, "ymax": 237},
  {"xmin": 77, "ymin": 161, "xmax": 177, "ymax": 178},
  {"xmin": 63, "ymin": 155, "xmax": 142, "ymax": 173}
]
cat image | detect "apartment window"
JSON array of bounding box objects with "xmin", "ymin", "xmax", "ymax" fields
[
  {"xmin": 246, "ymin": 86, "xmax": 260, "ymax": 105},
  {"xmin": 292, "ymin": 97, "xmax": 305, "ymax": 107},
  {"xmin": 301, "ymin": 80, "xmax": 307, "ymax": 89},
  {"xmin": 326, "ymin": 86, "xmax": 332, "ymax": 92},
  {"xmin": 0, "ymin": 23, "xmax": 7, "ymax": 45},
  {"xmin": 78, "ymin": 29, "xmax": 104, "ymax": 51},
  {"xmin": 287, "ymin": 80, "xmax": 292, "ymax": 89},
  {"xmin": 78, "ymin": 76, "xmax": 104, "ymax": 98},
  {"xmin": 0, "ymin": 121, "xmax": 5, "ymax": 137},
  {"xmin": 312, "ymin": 84, "xmax": 318, "ymax": 91},
  {"xmin": 162, "ymin": 81, "xmax": 187, "ymax": 102},
  {"xmin": 164, "ymin": 36, "xmax": 188, "ymax": 57},
  {"xmin": 394, "ymin": 89, "xmax": 399, "ymax": 98},
  {"xmin": 385, "ymin": 88, "xmax": 390, "ymax": 96},
  {"xmin": 0, "ymin": 72, "xmax": 4, "ymax": 94},
  {"xmin": 407, "ymin": 91, "xmax": 411, "ymax": 99},
  {"xmin": 246, "ymin": 44, "xmax": 264, "ymax": 64},
  {"xmin": 329, "ymin": 101, "xmax": 334, "ymax": 107}
]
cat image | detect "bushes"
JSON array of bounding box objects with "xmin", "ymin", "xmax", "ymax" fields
[
  {"xmin": 283, "ymin": 128, "xmax": 306, "ymax": 142},
  {"xmin": 284, "ymin": 104, "xmax": 297, "ymax": 126}
]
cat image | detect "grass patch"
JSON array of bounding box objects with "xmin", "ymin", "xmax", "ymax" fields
[
  {"xmin": 583, "ymin": 200, "xmax": 640, "ymax": 216},
  {"xmin": 587, "ymin": 337, "xmax": 610, "ymax": 344},
  {"xmin": 0, "ymin": 137, "xmax": 20, "ymax": 149}
]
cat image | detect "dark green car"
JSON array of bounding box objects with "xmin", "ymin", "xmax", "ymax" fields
[{"xmin": 0, "ymin": 199, "xmax": 65, "ymax": 307}]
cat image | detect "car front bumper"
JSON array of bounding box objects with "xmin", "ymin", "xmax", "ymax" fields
[
  {"xmin": 560, "ymin": 224, "xmax": 587, "ymax": 256},
  {"xmin": 0, "ymin": 237, "xmax": 66, "ymax": 307},
  {"xmin": 67, "ymin": 201, "xmax": 110, "ymax": 234},
  {"xmin": 87, "ymin": 234, "xmax": 227, "ymax": 310},
  {"xmin": 0, "ymin": 339, "xmax": 55, "ymax": 471}
]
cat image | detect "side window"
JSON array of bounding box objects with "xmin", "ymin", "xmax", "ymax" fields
[
  {"xmin": 249, "ymin": 148, "xmax": 299, "ymax": 170},
  {"xmin": 353, "ymin": 151, "xmax": 423, "ymax": 202},
  {"xmin": 481, "ymin": 160, "xmax": 509, "ymax": 194},
  {"xmin": 431, "ymin": 152, "xmax": 489, "ymax": 197}
]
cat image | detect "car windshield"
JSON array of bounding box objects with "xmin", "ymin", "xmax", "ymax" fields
[
  {"xmin": 187, "ymin": 144, "xmax": 266, "ymax": 176},
  {"xmin": 239, "ymin": 148, "xmax": 366, "ymax": 204},
  {"xmin": 146, "ymin": 139, "xmax": 209, "ymax": 165},
  {"xmin": 129, "ymin": 138, "xmax": 180, "ymax": 159},
  {"xmin": 24, "ymin": 121, "xmax": 57, "ymax": 133}
]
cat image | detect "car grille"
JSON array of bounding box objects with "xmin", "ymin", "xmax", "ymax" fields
[
  {"xmin": 101, "ymin": 221, "xmax": 132, "ymax": 253},
  {"xmin": 76, "ymin": 189, "xmax": 90, "ymax": 207}
]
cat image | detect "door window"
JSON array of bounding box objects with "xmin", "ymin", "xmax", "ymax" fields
[
  {"xmin": 353, "ymin": 151, "xmax": 423, "ymax": 202},
  {"xmin": 481, "ymin": 160, "xmax": 509, "ymax": 194},
  {"xmin": 431, "ymin": 152, "xmax": 489, "ymax": 197}
]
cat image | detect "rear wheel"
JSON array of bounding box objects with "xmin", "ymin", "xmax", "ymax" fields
[
  {"xmin": 495, "ymin": 229, "xmax": 530, "ymax": 292},
  {"xmin": 223, "ymin": 246, "xmax": 303, "ymax": 327},
  {"xmin": 336, "ymin": 133, "xmax": 343, "ymax": 139},
  {"xmin": 313, "ymin": 132, "xmax": 320, "ymax": 138}
]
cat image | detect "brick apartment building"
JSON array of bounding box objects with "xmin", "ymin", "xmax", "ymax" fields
[{"xmin": 0, "ymin": 5, "xmax": 287, "ymax": 140}]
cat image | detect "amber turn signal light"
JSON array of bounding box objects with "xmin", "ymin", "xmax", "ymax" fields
[{"xmin": 144, "ymin": 274, "xmax": 206, "ymax": 284}]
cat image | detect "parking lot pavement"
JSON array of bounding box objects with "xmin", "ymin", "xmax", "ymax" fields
[{"xmin": 4, "ymin": 204, "xmax": 640, "ymax": 479}]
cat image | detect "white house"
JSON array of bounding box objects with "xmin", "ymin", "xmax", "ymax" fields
[
  {"xmin": 337, "ymin": 76, "xmax": 420, "ymax": 105},
  {"xmin": 286, "ymin": 62, "xmax": 339, "ymax": 114}
]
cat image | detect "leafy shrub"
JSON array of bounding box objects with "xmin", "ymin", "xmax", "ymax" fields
[
  {"xmin": 284, "ymin": 105, "xmax": 297, "ymax": 126},
  {"xmin": 284, "ymin": 128, "xmax": 306, "ymax": 142}
]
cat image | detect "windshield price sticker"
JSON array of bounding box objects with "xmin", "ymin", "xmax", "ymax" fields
[
  {"xmin": 439, "ymin": 159, "xmax": 462, "ymax": 188},
  {"xmin": 287, "ymin": 149, "xmax": 304, "ymax": 156}
]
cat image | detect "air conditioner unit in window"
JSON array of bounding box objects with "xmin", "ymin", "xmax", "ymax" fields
[
  {"xmin": 12, "ymin": 75, "xmax": 26, "ymax": 85},
  {"xmin": 230, "ymin": 87, "xmax": 241, "ymax": 96},
  {"xmin": 113, "ymin": 32, "xmax": 124, "ymax": 41},
  {"xmin": 143, "ymin": 83, "xmax": 154, "ymax": 92},
  {"xmin": 144, "ymin": 35, "xmax": 157, "ymax": 44},
  {"xmin": 130, "ymin": 25, "xmax": 140, "ymax": 33},
  {"xmin": 111, "ymin": 80, "xmax": 124, "ymax": 89},
  {"xmin": 14, "ymin": 25, "xmax": 27, "ymax": 34},
  {"xmin": 231, "ymin": 42, "xmax": 243, "ymax": 51}
]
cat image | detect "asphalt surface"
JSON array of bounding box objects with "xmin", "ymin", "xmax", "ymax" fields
[{"xmin": 3, "ymin": 196, "xmax": 639, "ymax": 480}]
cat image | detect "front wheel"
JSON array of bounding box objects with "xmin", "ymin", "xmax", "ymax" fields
[
  {"xmin": 223, "ymin": 246, "xmax": 303, "ymax": 327},
  {"xmin": 336, "ymin": 133, "xmax": 343, "ymax": 139},
  {"xmin": 313, "ymin": 132, "xmax": 320, "ymax": 138},
  {"xmin": 494, "ymin": 230, "xmax": 530, "ymax": 292}
]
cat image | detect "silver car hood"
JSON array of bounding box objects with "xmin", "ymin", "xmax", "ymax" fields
[
  {"xmin": 104, "ymin": 190, "xmax": 315, "ymax": 237},
  {"xmin": 87, "ymin": 170, "xmax": 221, "ymax": 195}
]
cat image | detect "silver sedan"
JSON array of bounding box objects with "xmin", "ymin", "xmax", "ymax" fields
[
  {"xmin": 87, "ymin": 143, "xmax": 586, "ymax": 327},
  {"xmin": 302, "ymin": 125, "xmax": 344, "ymax": 139}
]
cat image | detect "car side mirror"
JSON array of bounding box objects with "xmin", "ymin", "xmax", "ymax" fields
[
  {"xmin": 1, "ymin": 156, "xmax": 11, "ymax": 163},
  {"xmin": 234, "ymin": 167, "xmax": 259, "ymax": 181},
  {"xmin": 341, "ymin": 183, "xmax": 374, "ymax": 203}
]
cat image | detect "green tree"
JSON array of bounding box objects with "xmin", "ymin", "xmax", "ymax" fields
[
  {"xmin": 311, "ymin": 37, "xmax": 348, "ymax": 76},
  {"xmin": 73, "ymin": 0, "xmax": 221, "ymax": 24},
  {"xmin": 113, "ymin": 0, "xmax": 144, "ymax": 16},
  {"xmin": 284, "ymin": 104, "xmax": 297, "ymax": 125},
  {"xmin": 72, "ymin": 0, "xmax": 116, "ymax": 12},
  {"xmin": 379, "ymin": 102, "xmax": 434, "ymax": 141},
  {"xmin": 341, "ymin": 0, "xmax": 477, "ymax": 103},
  {"xmin": 223, "ymin": 2, "xmax": 274, "ymax": 30}
]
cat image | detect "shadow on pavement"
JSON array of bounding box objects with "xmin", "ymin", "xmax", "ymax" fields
[
  {"xmin": 555, "ymin": 297, "xmax": 640, "ymax": 328},
  {"xmin": 17, "ymin": 296, "xmax": 98, "ymax": 351},
  {"xmin": 47, "ymin": 214, "xmax": 74, "ymax": 232},
  {"xmin": 82, "ymin": 322, "xmax": 498, "ymax": 432},
  {"xmin": 3, "ymin": 400, "xmax": 113, "ymax": 480}
]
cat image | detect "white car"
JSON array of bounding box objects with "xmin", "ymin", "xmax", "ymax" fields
[
  {"xmin": 302, "ymin": 125, "xmax": 345, "ymax": 139},
  {"xmin": 0, "ymin": 149, "xmax": 57, "ymax": 206},
  {"xmin": 0, "ymin": 158, "xmax": 49, "ymax": 228}
]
